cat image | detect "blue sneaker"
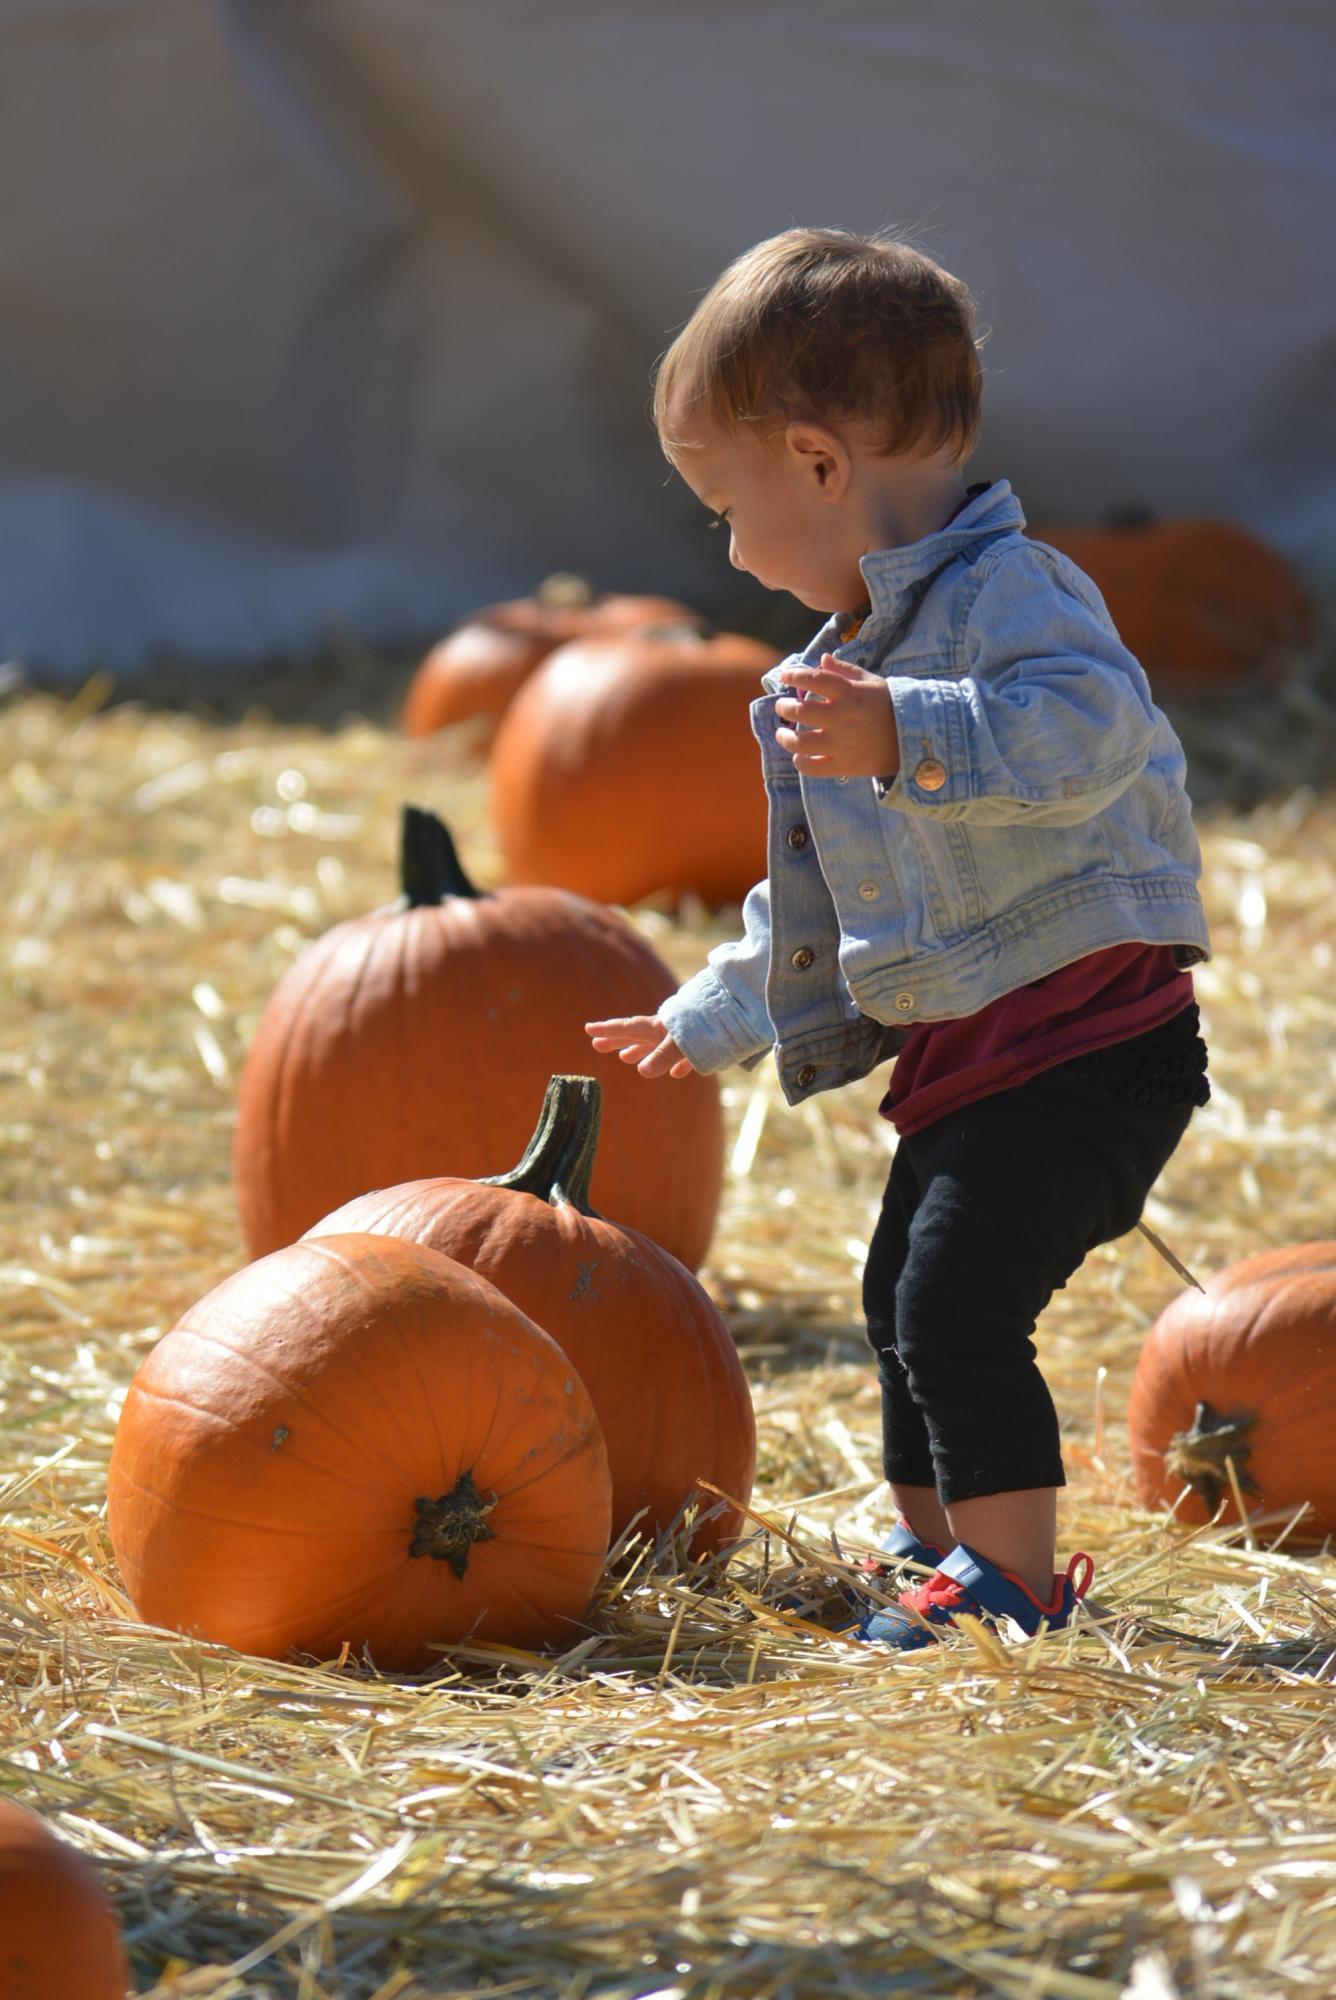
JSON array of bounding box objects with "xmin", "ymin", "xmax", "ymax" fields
[
  {"xmin": 856, "ymin": 1542, "xmax": 1095, "ymax": 1650},
  {"xmin": 864, "ymin": 1519, "xmax": 947, "ymax": 1574}
]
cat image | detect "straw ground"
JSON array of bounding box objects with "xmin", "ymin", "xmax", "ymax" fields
[{"xmin": 2, "ymin": 671, "xmax": 1334, "ymax": 1998}]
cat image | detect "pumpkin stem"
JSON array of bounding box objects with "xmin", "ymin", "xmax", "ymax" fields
[
  {"xmin": 536, "ymin": 571, "xmax": 595, "ymax": 609},
  {"xmin": 1165, "ymin": 1400, "xmax": 1262, "ymax": 1515},
  {"xmin": 636, "ymin": 619, "xmax": 710, "ymax": 645},
  {"xmin": 400, "ymin": 806, "xmax": 484, "ymax": 906},
  {"xmin": 410, "ymin": 1470, "xmax": 498, "ymax": 1578},
  {"xmin": 481, "ymin": 1074, "xmax": 602, "ymax": 1214}
]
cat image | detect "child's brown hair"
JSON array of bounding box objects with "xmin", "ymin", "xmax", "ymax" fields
[{"xmin": 654, "ymin": 227, "xmax": 982, "ymax": 465}]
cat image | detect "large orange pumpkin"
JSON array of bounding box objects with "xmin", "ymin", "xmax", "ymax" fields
[
  {"xmin": 1030, "ymin": 516, "xmax": 1312, "ymax": 682},
  {"xmin": 306, "ymin": 1074, "xmax": 756, "ymax": 1555},
  {"xmin": 107, "ymin": 1233, "xmax": 612, "ymax": 1668},
  {"xmin": 490, "ymin": 624, "xmax": 779, "ymax": 907},
  {"xmin": 0, "ymin": 1799, "xmax": 126, "ymax": 2000},
  {"xmin": 400, "ymin": 576, "xmax": 699, "ymax": 742},
  {"xmin": 232, "ymin": 808, "xmax": 724, "ymax": 1270},
  {"xmin": 1128, "ymin": 1241, "xmax": 1336, "ymax": 1542}
]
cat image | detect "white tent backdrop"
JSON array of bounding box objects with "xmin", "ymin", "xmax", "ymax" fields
[{"xmin": 1, "ymin": 0, "xmax": 1333, "ymax": 676}]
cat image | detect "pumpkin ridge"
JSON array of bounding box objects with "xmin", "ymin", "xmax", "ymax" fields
[
  {"xmin": 317, "ymin": 1237, "xmax": 538, "ymax": 1488},
  {"xmin": 252, "ymin": 925, "xmax": 343, "ymax": 1247},
  {"xmin": 436, "ymin": 1268, "xmax": 517, "ymax": 1492},
  {"xmin": 262, "ymin": 921, "xmax": 380, "ymax": 1250},
  {"xmin": 114, "ymin": 1494, "xmax": 441, "ymax": 1652},
  {"xmin": 221, "ymin": 1561, "xmax": 449, "ymax": 1656},
  {"xmin": 388, "ymin": 906, "xmax": 417, "ymax": 1199},
  {"xmin": 381, "ymin": 1225, "xmax": 460, "ymax": 1492},
  {"xmin": 110, "ymin": 1472, "xmax": 400, "ymax": 1544},
  {"xmin": 117, "ymin": 1376, "xmax": 431, "ymax": 1505},
  {"xmin": 165, "ymin": 1317, "xmax": 423, "ymax": 1502},
  {"xmin": 107, "ymin": 1454, "xmax": 391, "ymax": 1529},
  {"xmin": 1233, "ymin": 1344, "xmax": 1336, "ymax": 1414},
  {"xmin": 481, "ymin": 1421, "xmax": 612, "ymax": 1502},
  {"xmin": 325, "ymin": 1232, "xmax": 497, "ymax": 1467},
  {"xmin": 1246, "ymin": 1289, "xmax": 1336, "ymax": 1404}
]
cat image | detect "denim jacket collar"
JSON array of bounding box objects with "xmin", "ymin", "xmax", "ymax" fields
[{"xmin": 857, "ymin": 479, "xmax": 1027, "ymax": 627}]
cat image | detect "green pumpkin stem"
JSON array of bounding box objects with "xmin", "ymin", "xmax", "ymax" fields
[
  {"xmin": 400, "ymin": 805, "xmax": 483, "ymax": 906},
  {"xmin": 482, "ymin": 1074, "xmax": 602, "ymax": 1214}
]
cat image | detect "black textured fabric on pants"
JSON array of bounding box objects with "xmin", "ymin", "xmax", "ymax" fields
[{"xmin": 861, "ymin": 1017, "xmax": 1206, "ymax": 1504}]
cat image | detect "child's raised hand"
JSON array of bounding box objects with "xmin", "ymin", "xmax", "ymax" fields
[
  {"xmin": 773, "ymin": 655, "xmax": 900, "ymax": 779},
  {"xmin": 584, "ymin": 1014, "xmax": 697, "ymax": 1079}
]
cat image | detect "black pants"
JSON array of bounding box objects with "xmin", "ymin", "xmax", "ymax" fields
[{"xmin": 862, "ymin": 1017, "xmax": 1206, "ymax": 1505}]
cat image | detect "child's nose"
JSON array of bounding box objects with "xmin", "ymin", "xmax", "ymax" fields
[{"xmin": 729, "ymin": 534, "xmax": 746, "ymax": 572}]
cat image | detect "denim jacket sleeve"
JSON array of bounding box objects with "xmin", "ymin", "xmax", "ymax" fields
[
  {"xmin": 877, "ymin": 542, "xmax": 1158, "ymax": 825},
  {"xmin": 657, "ymin": 877, "xmax": 775, "ymax": 1074}
]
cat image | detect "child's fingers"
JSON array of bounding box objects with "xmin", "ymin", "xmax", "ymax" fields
[
  {"xmin": 774, "ymin": 696, "xmax": 826, "ymax": 725},
  {"xmin": 784, "ymin": 657, "xmax": 864, "ymax": 696},
  {"xmin": 585, "ymin": 1014, "xmax": 660, "ymax": 1041},
  {"xmin": 638, "ymin": 1037, "xmax": 692, "ymax": 1079},
  {"xmin": 588, "ymin": 1034, "xmax": 656, "ymax": 1059},
  {"xmin": 775, "ymin": 724, "xmax": 832, "ymax": 757}
]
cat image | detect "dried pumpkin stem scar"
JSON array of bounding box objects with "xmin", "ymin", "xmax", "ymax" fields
[
  {"xmin": 1166, "ymin": 1400, "xmax": 1261, "ymax": 1515},
  {"xmin": 410, "ymin": 1470, "xmax": 499, "ymax": 1577}
]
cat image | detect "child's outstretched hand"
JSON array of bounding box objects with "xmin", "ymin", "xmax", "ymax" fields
[
  {"xmin": 774, "ymin": 655, "xmax": 900, "ymax": 779},
  {"xmin": 584, "ymin": 1014, "xmax": 697, "ymax": 1079}
]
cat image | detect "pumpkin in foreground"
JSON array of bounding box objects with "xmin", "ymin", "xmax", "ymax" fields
[
  {"xmin": 232, "ymin": 806, "xmax": 724, "ymax": 1271},
  {"xmin": 400, "ymin": 577, "xmax": 699, "ymax": 742},
  {"xmin": 490, "ymin": 624, "xmax": 780, "ymax": 907},
  {"xmin": 308, "ymin": 1074, "xmax": 757, "ymax": 1555},
  {"xmin": 107, "ymin": 1234, "xmax": 612, "ymax": 1669},
  {"xmin": 0, "ymin": 1798, "xmax": 126, "ymax": 2000},
  {"xmin": 1128, "ymin": 1240, "xmax": 1336, "ymax": 1542}
]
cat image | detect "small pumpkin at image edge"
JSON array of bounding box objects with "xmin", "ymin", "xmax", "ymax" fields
[
  {"xmin": 1128, "ymin": 1241, "xmax": 1336, "ymax": 1542},
  {"xmin": 307, "ymin": 1073, "xmax": 757, "ymax": 1555},
  {"xmin": 232, "ymin": 806, "xmax": 724, "ymax": 1271},
  {"xmin": 490, "ymin": 623, "xmax": 780, "ymax": 908},
  {"xmin": 400, "ymin": 574, "xmax": 701, "ymax": 742},
  {"xmin": 107, "ymin": 1233, "xmax": 612, "ymax": 1669},
  {"xmin": 0, "ymin": 1798, "xmax": 126, "ymax": 2000}
]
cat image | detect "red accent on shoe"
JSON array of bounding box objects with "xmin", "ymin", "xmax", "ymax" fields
[
  {"xmin": 1066, "ymin": 1551, "xmax": 1095, "ymax": 1599},
  {"xmin": 898, "ymin": 1569, "xmax": 972, "ymax": 1619},
  {"xmin": 971, "ymin": 1549, "xmax": 1095, "ymax": 1620}
]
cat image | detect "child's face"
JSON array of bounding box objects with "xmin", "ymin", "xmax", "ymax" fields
[{"xmin": 668, "ymin": 422, "xmax": 870, "ymax": 613}]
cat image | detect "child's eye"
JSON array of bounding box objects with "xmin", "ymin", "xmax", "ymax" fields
[{"xmin": 708, "ymin": 511, "xmax": 730, "ymax": 532}]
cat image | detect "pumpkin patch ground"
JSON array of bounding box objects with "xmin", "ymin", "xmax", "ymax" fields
[{"xmin": 3, "ymin": 679, "xmax": 1336, "ymax": 1996}]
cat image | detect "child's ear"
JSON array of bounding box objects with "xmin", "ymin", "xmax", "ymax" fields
[{"xmin": 784, "ymin": 422, "xmax": 851, "ymax": 500}]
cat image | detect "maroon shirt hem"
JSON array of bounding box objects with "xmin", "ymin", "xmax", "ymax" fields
[{"xmin": 880, "ymin": 944, "xmax": 1195, "ymax": 1136}]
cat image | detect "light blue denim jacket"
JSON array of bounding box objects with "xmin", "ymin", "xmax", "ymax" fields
[{"xmin": 658, "ymin": 480, "xmax": 1211, "ymax": 1105}]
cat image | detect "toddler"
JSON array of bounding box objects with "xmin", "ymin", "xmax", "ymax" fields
[{"xmin": 586, "ymin": 228, "xmax": 1210, "ymax": 1649}]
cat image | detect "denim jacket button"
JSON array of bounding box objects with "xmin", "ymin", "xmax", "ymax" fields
[
  {"xmin": 913, "ymin": 757, "xmax": 948, "ymax": 792},
  {"xmin": 795, "ymin": 1063, "xmax": 816, "ymax": 1088},
  {"xmin": 786, "ymin": 825, "xmax": 809, "ymax": 850},
  {"xmin": 894, "ymin": 991, "xmax": 916, "ymax": 1012},
  {"xmin": 790, "ymin": 947, "xmax": 815, "ymax": 970},
  {"xmin": 857, "ymin": 879, "xmax": 880, "ymax": 900}
]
